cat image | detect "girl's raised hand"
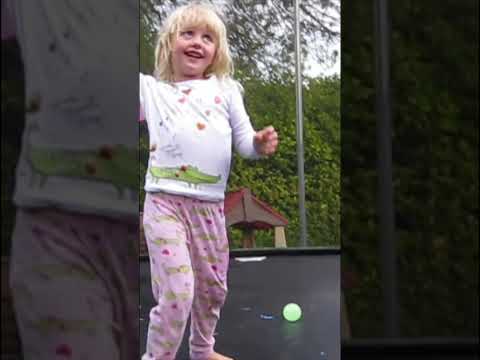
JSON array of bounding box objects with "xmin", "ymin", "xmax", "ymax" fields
[{"xmin": 253, "ymin": 126, "xmax": 279, "ymax": 156}]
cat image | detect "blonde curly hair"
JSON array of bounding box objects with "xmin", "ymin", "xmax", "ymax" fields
[{"xmin": 154, "ymin": 2, "xmax": 234, "ymax": 82}]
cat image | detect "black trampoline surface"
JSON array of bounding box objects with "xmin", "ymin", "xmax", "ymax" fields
[{"xmin": 140, "ymin": 248, "xmax": 341, "ymax": 360}]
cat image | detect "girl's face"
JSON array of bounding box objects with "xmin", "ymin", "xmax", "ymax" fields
[{"xmin": 171, "ymin": 25, "xmax": 217, "ymax": 82}]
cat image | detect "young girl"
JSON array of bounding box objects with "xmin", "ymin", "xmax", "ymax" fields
[
  {"xmin": 140, "ymin": 3, "xmax": 278, "ymax": 360},
  {"xmin": 4, "ymin": 1, "xmax": 139, "ymax": 359}
]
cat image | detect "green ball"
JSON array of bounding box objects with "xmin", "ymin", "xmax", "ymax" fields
[{"xmin": 282, "ymin": 303, "xmax": 302, "ymax": 322}]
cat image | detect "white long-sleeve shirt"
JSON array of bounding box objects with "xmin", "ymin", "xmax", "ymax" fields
[
  {"xmin": 139, "ymin": 73, "xmax": 261, "ymax": 201},
  {"xmin": 8, "ymin": 0, "xmax": 139, "ymax": 219}
]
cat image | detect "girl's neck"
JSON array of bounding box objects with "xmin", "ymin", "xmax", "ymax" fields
[{"xmin": 173, "ymin": 74, "xmax": 212, "ymax": 83}]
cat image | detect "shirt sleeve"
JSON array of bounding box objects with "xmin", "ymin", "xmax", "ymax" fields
[
  {"xmin": 139, "ymin": 73, "xmax": 148, "ymax": 108},
  {"xmin": 228, "ymin": 81, "xmax": 263, "ymax": 159},
  {"xmin": 139, "ymin": 73, "xmax": 155, "ymax": 122}
]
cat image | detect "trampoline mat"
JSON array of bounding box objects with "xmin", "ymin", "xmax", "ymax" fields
[{"xmin": 140, "ymin": 250, "xmax": 340, "ymax": 360}]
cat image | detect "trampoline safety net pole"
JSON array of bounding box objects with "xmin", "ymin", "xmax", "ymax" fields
[
  {"xmin": 374, "ymin": 0, "xmax": 399, "ymax": 337},
  {"xmin": 294, "ymin": 0, "xmax": 308, "ymax": 247}
]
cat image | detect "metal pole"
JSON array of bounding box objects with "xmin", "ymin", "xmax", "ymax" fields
[
  {"xmin": 294, "ymin": 0, "xmax": 308, "ymax": 246},
  {"xmin": 374, "ymin": 0, "xmax": 399, "ymax": 337}
]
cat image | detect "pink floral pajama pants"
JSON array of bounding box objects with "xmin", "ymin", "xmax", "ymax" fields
[
  {"xmin": 9, "ymin": 208, "xmax": 139, "ymax": 360},
  {"xmin": 141, "ymin": 192, "xmax": 230, "ymax": 360}
]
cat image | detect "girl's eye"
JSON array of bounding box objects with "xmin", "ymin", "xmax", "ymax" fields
[
  {"xmin": 181, "ymin": 31, "xmax": 193, "ymax": 37},
  {"xmin": 203, "ymin": 34, "xmax": 213, "ymax": 42}
]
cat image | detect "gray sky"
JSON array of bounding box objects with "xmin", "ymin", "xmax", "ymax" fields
[
  {"xmin": 305, "ymin": 3, "xmax": 341, "ymax": 77},
  {"xmin": 306, "ymin": 41, "xmax": 340, "ymax": 77}
]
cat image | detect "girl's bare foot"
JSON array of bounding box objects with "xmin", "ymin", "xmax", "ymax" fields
[{"xmin": 207, "ymin": 351, "xmax": 234, "ymax": 360}]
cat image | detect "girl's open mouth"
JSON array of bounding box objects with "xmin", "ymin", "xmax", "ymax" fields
[{"xmin": 185, "ymin": 50, "xmax": 203, "ymax": 59}]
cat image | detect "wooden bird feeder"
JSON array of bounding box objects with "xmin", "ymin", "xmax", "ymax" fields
[{"xmin": 224, "ymin": 188, "xmax": 289, "ymax": 248}]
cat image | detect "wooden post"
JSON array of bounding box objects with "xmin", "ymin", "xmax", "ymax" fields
[
  {"xmin": 274, "ymin": 226, "xmax": 287, "ymax": 248},
  {"xmin": 242, "ymin": 228, "xmax": 256, "ymax": 248}
]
